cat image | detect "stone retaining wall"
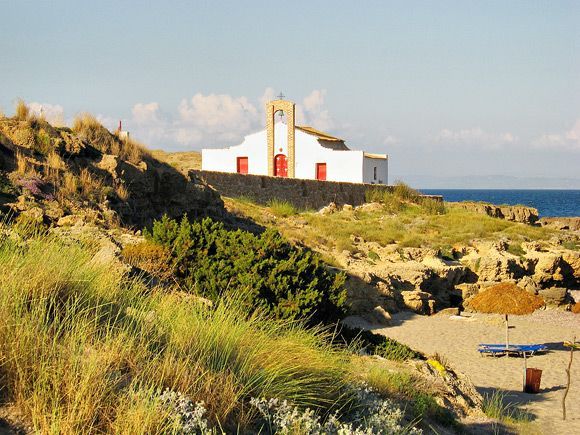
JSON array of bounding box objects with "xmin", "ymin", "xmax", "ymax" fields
[{"xmin": 189, "ymin": 170, "xmax": 396, "ymax": 209}]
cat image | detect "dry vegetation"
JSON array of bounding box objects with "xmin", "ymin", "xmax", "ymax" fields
[
  {"xmin": 466, "ymin": 283, "xmax": 545, "ymax": 315},
  {"xmin": 72, "ymin": 113, "xmax": 149, "ymax": 164}
]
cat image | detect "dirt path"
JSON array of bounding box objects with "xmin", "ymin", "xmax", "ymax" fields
[{"xmin": 345, "ymin": 310, "xmax": 580, "ymax": 434}]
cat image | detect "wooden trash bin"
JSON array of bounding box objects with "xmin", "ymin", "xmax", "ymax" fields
[{"xmin": 525, "ymin": 368, "xmax": 542, "ymax": 394}]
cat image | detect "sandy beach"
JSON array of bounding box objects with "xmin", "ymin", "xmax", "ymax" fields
[{"xmin": 346, "ymin": 310, "xmax": 580, "ymax": 434}]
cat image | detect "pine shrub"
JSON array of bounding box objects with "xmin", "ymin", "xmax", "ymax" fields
[{"xmin": 144, "ymin": 215, "xmax": 347, "ymax": 324}]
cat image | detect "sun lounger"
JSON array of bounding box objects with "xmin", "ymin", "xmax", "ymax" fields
[{"xmin": 478, "ymin": 344, "xmax": 547, "ymax": 356}]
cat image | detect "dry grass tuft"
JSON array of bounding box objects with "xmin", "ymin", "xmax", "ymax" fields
[
  {"xmin": 15, "ymin": 99, "xmax": 30, "ymax": 121},
  {"xmin": 467, "ymin": 282, "xmax": 545, "ymax": 315},
  {"xmin": 115, "ymin": 183, "xmax": 129, "ymax": 202}
]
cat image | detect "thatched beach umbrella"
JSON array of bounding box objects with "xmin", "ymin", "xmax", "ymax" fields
[
  {"xmin": 468, "ymin": 283, "xmax": 546, "ymax": 391},
  {"xmin": 467, "ymin": 283, "xmax": 545, "ymax": 349}
]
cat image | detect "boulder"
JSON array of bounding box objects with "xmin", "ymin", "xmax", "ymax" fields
[
  {"xmin": 475, "ymin": 250, "xmax": 531, "ymax": 282},
  {"xmin": 518, "ymin": 276, "xmax": 540, "ymax": 294},
  {"xmin": 362, "ymin": 305, "xmax": 392, "ymax": 325},
  {"xmin": 539, "ymin": 287, "xmax": 569, "ymax": 306},
  {"xmin": 318, "ymin": 202, "xmax": 338, "ymax": 215},
  {"xmin": 434, "ymin": 307, "xmax": 460, "ymax": 317},
  {"xmin": 401, "ymin": 290, "xmax": 436, "ymax": 315},
  {"xmin": 342, "ymin": 204, "xmax": 353, "ymax": 212}
]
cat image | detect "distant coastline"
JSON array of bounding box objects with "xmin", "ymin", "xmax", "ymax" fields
[{"xmin": 420, "ymin": 189, "xmax": 580, "ymax": 217}]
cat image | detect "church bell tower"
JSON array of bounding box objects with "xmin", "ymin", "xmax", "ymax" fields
[{"xmin": 266, "ymin": 96, "xmax": 295, "ymax": 177}]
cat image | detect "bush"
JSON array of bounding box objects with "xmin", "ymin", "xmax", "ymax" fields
[
  {"xmin": 572, "ymin": 303, "xmax": 580, "ymax": 314},
  {"xmin": 375, "ymin": 337, "xmax": 423, "ymax": 361},
  {"xmin": 337, "ymin": 326, "xmax": 423, "ymax": 361},
  {"xmin": 144, "ymin": 215, "xmax": 347, "ymax": 324}
]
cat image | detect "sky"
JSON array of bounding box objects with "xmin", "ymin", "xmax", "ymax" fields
[{"xmin": 1, "ymin": 0, "xmax": 579, "ymax": 188}]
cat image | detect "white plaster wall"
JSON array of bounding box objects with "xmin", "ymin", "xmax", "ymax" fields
[
  {"xmin": 294, "ymin": 130, "xmax": 364, "ymax": 183},
  {"xmin": 202, "ymin": 123, "xmax": 289, "ymax": 175},
  {"xmin": 362, "ymin": 156, "xmax": 388, "ymax": 184}
]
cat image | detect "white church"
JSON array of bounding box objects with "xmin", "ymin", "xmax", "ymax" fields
[{"xmin": 202, "ymin": 98, "xmax": 388, "ymax": 184}]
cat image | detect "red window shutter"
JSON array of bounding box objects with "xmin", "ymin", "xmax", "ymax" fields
[
  {"xmin": 316, "ymin": 163, "xmax": 327, "ymax": 181},
  {"xmin": 237, "ymin": 157, "xmax": 248, "ymax": 174}
]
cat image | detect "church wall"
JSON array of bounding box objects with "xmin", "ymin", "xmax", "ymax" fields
[
  {"xmin": 362, "ymin": 156, "xmax": 389, "ymax": 184},
  {"xmin": 189, "ymin": 169, "xmax": 394, "ymax": 210},
  {"xmin": 294, "ymin": 130, "xmax": 365, "ymax": 183}
]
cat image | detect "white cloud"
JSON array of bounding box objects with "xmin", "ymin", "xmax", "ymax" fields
[
  {"xmin": 297, "ymin": 89, "xmax": 334, "ymax": 131},
  {"xmin": 28, "ymin": 102, "xmax": 65, "ymax": 126},
  {"xmin": 532, "ymin": 119, "xmax": 580, "ymax": 151},
  {"xmin": 434, "ymin": 127, "xmax": 518, "ymax": 150},
  {"xmin": 383, "ymin": 135, "xmax": 400, "ymax": 146},
  {"xmin": 120, "ymin": 88, "xmax": 339, "ymax": 150}
]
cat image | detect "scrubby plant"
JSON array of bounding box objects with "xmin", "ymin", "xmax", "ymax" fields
[
  {"xmin": 250, "ymin": 387, "xmax": 422, "ymax": 434},
  {"xmin": 122, "ymin": 241, "xmax": 172, "ymax": 279},
  {"xmin": 144, "ymin": 215, "xmax": 347, "ymax": 324}
]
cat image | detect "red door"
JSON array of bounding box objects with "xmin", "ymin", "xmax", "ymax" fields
[
  {"xmin": 316, "ymin": 163, "xmax": 327, "ymax": 181},
  {"xmin": 237, "ymin": 157, "xmax": 248, "ymax": 174},
  {"xmin": 274, "ymin": 154, "xmax": 287, "ymax": 177}
]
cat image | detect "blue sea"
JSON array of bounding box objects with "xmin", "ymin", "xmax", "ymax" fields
[{"xmin": 420, "ymin": 189, "xmax": 580, "ymax": 217}]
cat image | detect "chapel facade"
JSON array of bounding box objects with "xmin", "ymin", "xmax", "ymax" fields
[{"xmin": 201, "ymin": 98, "xmax": 388, "ymax": 184}]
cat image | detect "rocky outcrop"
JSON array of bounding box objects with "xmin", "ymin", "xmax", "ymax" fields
[
  {"xmin": 450, "ymin": 202, "xmax": 539, "ymax": 224},
  {"xmin": 539, "ymin": 217, "xmax": 580, "ymax": 231}
]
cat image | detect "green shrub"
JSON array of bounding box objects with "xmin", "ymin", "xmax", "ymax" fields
[
  {"xmin": 375, "ymin": 337, "xmax": 422, "ymax": 361},
  {"xmin": 144, "ymin": 215, "xmax": 347, "ymax": 324},
  {"xmin": 337, "ymin": 326, "xmax": 422, "ymax": 361},
  {"xmin": 507, "ymin": 242, "xmax": 525, "ymax": 257}
]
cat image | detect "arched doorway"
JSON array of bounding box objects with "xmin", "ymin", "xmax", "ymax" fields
[{"xmin": 274, "ymin": 154, "xmax": 288, "ymax": 177}]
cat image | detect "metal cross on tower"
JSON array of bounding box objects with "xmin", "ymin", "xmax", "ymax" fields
[{"xmin": 276, "ymin": 92, "xmax": 285, "ymax": 100}]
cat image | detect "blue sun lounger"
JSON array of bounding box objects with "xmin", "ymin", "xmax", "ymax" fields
[{"xmin": 478, "ymin": 344, "xmax": 547, "ymax": 357}]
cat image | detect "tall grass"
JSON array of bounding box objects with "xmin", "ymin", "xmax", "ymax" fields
[
  {"xmin": 72, "ymin": 113, "xmax": 148, "ymax": 164},
  {"xmin": 0, "ymin": 229, "xmax": 352, "ymax": 432},
  {"xmin": 482, "ymin": 390, "xmax": 532, "ymax": 424},
  {"xmin": 15, "ymin": 99, "xmax": 30, "ymax": 121},
  {"xmin": 267, "ymin": 199, "xmax": 298, "ymax": 217}
]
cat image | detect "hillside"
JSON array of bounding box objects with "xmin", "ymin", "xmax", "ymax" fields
[{"xmin": 0, "ymin": 110, "xmax": 220, "ymax": 228}]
